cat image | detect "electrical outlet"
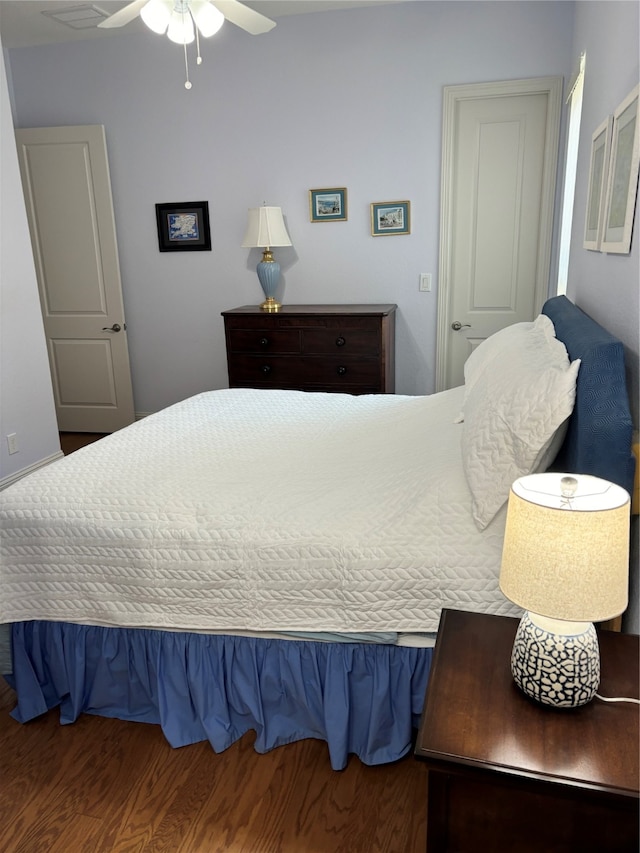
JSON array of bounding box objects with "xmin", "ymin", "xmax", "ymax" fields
[
  {"xmin": 419, "ymin": 273, "xmax": 432, "ymax": 292},
  {"xmin": 7, "ymin": 433, "xmax": 18, "ymax": 455}
]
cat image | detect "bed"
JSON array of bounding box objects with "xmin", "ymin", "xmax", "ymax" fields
[{"xmin": 0, "ymin": 295, "xmax": 635, "ymax": 770}]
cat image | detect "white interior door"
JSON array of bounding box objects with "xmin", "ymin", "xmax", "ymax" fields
[
  {"xmin": 15, "ymin": 124, "xmax": 134, "ymax": 432},
  {"xmin": 436, "ymin": 77, "xmax": 563, "ymax": 391}
]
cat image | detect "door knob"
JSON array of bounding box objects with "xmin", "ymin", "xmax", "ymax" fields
[
  {"xmin": 451, "ymin": 321, "xmax": 471, "ymax": 331},
  {"xmin": 102, "ymin": 323, "xmax": 121, "ymax": 332}
]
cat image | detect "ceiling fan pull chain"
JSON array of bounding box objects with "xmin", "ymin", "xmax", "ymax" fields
[
  {"xmin": 195, "ymin": 22, "xmax": 203, "ymax": 66},
  {"xmin": 183, "ymin": 39, "xmax": 192, "ymax": 90}
]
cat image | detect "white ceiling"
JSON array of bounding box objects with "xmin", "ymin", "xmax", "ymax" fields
[{"xmin": 0, "ymin": 0, "xmax": 400, "ymax": 48}]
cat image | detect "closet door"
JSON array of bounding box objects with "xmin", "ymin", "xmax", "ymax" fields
[
  {"xmin": 16, "ymin": 124, "xmax": 134, "ymax": 432},
  {"xmin": 436, "ymin": 77, "xmax": 562, "ymax": 391}
]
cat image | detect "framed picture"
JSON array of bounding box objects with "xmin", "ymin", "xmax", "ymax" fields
[
  {"xmin": 309, "ymin": 188, "xmax": 347, "ymax": 222},
  {"xmin": 155, "ymin": 201, "xmax": 211, "ymax": 252},
  {"xmin": 583, "ymin": 116, "xmax": 613, "ymax": 250},
  {"xmin": 600, "ymin": 84, "xmax": 640, "ymax": 254},
  {"xmin": 371, "ymin": 201, "xmax": 410, "ymax": 236}
]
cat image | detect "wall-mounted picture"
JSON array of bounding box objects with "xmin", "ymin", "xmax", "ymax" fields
[
  {"xmin": 155, "ymin": 201, "xmax": 211, "ymax": 252},
  {"xmin": 600, "ymin": 83, "xmax": 640, "ymax": 254},
  {"xmin": 583, "ymin": 116, "xmax": 613, "ymax": 250},
  {"xmin": 309, "ymin": 188, "xmax": 347, "ymax": 222},
  {"xmin": 371, "ymin": 201, "xmax": 411, "ymax": 236}
]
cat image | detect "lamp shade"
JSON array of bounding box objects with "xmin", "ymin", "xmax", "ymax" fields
[
  {"xmin": 242, "ymin": 207, "xmax": 292, "ymax": 249},
  {"xmin": 500, "ymin": 472, "xmax": 630, "ymax": 623}
]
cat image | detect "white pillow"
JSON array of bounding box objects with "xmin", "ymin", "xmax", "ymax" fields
[
  {"xmin": 463, "ymin": 313, "xmax": 556, "ymax": 404},
  {"xmin": 453, "ymin": 315, "xmax": 556, "ymax": 424},
  {"xmin": 461, "ymin": 320, "xmax": 580, "ymax": 530}
]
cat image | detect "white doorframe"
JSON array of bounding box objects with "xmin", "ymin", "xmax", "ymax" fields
[{"xmin": 435, "ymin": 76, "xmax": 563, "ymax": 392}]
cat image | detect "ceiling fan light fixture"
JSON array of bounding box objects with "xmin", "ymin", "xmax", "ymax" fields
[
  {"xmin": 167, "ymin": 8, "xmax": 195, "ymax": 44},
  {"xmin": 140, "ymin": 0, "xmax": 172, "ymax": 34},
  {"xmin": 190, "ymin": 0, "xmax": 224, "ymax": 37},
  {"xmin": 97, "ymin": 0, "xmax": 276, "ymax": 90}
]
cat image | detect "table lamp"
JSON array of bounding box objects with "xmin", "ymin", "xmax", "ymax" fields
[
  {"xmin": 499, "ymin": 472, "xmax": 630, "ymax": 708},
  {"xmin": 241, "ymin": 206, "xmax": 292, "ymax": 312}
]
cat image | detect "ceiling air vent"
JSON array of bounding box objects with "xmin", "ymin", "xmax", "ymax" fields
[{"xmin": 41, "ymin": 4, "xmax": 111, "ymax": 30}]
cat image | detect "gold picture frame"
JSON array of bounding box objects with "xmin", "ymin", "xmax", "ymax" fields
[
  {"xmin": 370, "ymin": 201, "xmax": 410, "ymax": 236},
  {"xmin": 309, "ymin": 188, "xmax": 347, "ymax": 222}
]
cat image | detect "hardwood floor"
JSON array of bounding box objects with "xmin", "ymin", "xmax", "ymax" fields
[
  {"xmin": 59, "ymin": 432, "xmax": 108, "ymax": 456},
  {"xmin": 0, "ymin": 679, "xmax": 427, "ymax": 852}
]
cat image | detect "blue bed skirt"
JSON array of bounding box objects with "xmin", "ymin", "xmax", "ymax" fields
[{"xmin": 7, "ymin": 621, "xmax": 432, "ymax": 770}]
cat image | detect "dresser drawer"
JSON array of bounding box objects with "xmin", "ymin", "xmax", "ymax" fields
[
  {"xmin": 302, "ymin": 328, "xmax": 379, "ymax": 356},
  {"xmin": 228, "ymin": 355, "xmax": 382, "ymax": 389},
  {"xmin": 303, "ymin": 356, "xmax": 382, "ymax": 387},
  {"xmin": 227, "ymin": 354, "xmax": 299, "ymax": 386},
  {"xmin": 228, "ymin": 328, "xmax": 301, "ymax": 354}
]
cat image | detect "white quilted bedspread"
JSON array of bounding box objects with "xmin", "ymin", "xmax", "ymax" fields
[{"xmin": 0, "ymin": 387, "xmax": 521, "ymax": 633}]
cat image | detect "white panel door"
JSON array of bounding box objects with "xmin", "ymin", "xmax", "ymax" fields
[
  {"xmin": 16, "ymin": 124, "xmax": 134, "ymax": 432},
  {"xmin": 436, "ymin": 77, "xmax": 562, "ymax": 391}
]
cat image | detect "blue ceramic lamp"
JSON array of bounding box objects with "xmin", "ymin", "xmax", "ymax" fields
[{"xmin": 242, "ymin": 206, "xmax": 292, "ymax": 312}]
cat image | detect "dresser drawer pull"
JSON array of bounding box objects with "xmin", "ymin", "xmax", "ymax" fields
[
  {"xmin": 335, "ymin": 336, "xmax": 346, "ymax": 347},
  {"xmin": 337, "ymin": 366, "xmax": 347, "ymax": 376},
  {"xmin": 259, "ymin": 337, "xmax": 270, "ymax": 347},
  {"xmin": 261, "ymin": 365, "xmax": 272, "ymax": 375}
]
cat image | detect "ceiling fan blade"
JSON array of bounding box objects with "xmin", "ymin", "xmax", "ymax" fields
[
  {"xmin": 97, "ymin": 0, "xmax": 149, "ymax": 28},
  {"xmin": 211, "ymin": 0, "xmax": 276, "ymax": 35}
]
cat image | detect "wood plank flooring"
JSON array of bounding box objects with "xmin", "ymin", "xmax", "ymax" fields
[
  {"xmin": 0, "ymin": 679, "xmax": 427, "ymax": 852},
  {"xmin": 59, "ymin": 432, "xmax": 107, "ymax": 456}
]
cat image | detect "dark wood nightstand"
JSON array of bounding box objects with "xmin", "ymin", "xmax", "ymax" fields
[
  {"xmin": 221, "ymin": 304, "xmax": 396, "ymax": 393},
  {"xmin": 414, "ymin": 609, "xmax": 639, "ymax": 853}
]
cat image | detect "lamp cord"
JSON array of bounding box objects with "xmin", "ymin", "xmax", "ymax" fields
[{"xmin": 595, "ymin": 693, "xmax": 640, "ymax": 705}]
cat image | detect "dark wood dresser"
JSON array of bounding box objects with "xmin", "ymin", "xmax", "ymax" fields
[{"xmin": 221, "ymin": 304, "xmax": 396, "ymax": 393}]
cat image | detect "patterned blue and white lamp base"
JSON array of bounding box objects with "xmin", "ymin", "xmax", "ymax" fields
[{"xmin": 511, "ymin": 611, "xmax": 600, "ymax": 708}]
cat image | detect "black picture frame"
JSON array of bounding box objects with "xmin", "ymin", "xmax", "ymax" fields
[{"xmin": 155, "ymin": 201, "xmax": 211, "ymax": 252}]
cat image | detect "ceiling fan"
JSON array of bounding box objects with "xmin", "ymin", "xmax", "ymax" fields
[{"xmin": 98, "ymin": 0, "xmax": 276, "ymax": 87}]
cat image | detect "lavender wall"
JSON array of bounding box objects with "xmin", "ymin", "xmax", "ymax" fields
[
  {"xmin": 0, "ymin": 45, "xmax": 60, "ymax": 483},
  {"xmin": 568, "ymin": 0, "xmax": 639, "ymax": 426},
  {"xmin": 5, "ymin": 1, "xmax": 574, "ymax": 413}
]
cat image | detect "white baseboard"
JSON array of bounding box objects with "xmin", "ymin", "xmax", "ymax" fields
[{"xmin": 0, "ymin": 450, "xmax": 64, "ymax": 491}]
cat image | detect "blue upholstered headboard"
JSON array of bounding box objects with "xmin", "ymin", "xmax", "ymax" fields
[{"xmin": 542, "ymin": 295, "xmax": 635, "ymax": 497}]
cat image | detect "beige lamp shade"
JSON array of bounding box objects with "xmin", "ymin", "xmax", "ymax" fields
[
  {"xmin": 241, "ymin": 206, "xmax": 292, "ymax": 248},
  {"xmin": 500, "ymin": 473, "xmax": 630, "ymax": 623}
]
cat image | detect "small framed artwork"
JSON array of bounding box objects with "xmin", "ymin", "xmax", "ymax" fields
[
  {"xmin": 583, "ymin": 116, "xmax": 613, "ymax": 250},
  {"xmin": 371, "ymin": 201, "xmax": 411, "ymax": 236},
  {"xmin": 309, "ymin": 188, "xmax": 347, "ymax": 222},
  {"xmin": 600, "ymin": 83, "xmax": 640, "ymax": 254},
  {"xmin": 155, "ymin": 201, "xmax": 211, "ymax": 252}
]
